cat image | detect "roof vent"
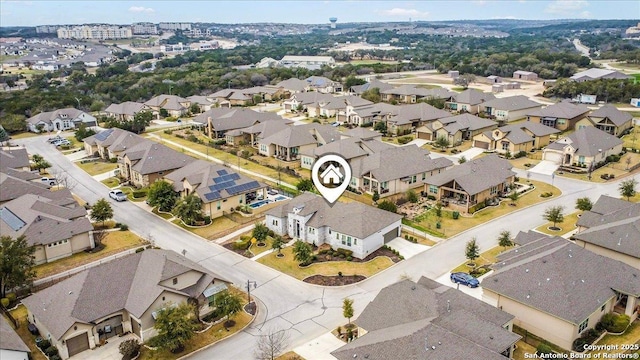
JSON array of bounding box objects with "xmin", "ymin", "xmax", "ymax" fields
[
  {"xmin": 546, "ymin": 278, "xmax": 550, "ymax": 281},
  {"xmin": 525, "ymin": 268, "xmax": 529, "ymax": 273},
  {"xmin": 68, "ymin": 291, "xmax": 73, "ymax": 295},
  {"xmin": 411, "ymin": 285, "xmax": 416, "ymax": 290}
]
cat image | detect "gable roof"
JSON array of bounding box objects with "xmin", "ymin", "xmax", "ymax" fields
[
  {"xmin": 548, "ymin": 126, "xmax": 623, "ymax": 157},
  {"xmin": 527, "ymin": 101, "xmax": 589, "ymax": 119},
  {"xmin": 192, "ymin": 108, "xmax": 284, "ymax": 132},
  {"xmin": 275, "ymin": 78, "xmax": 308, "ymax": 92},
  {"xmin": 482, "ymin": 236, "xmax": 640, "ymax": 325},
  {"xmin": 287, "ymin": 92, "xmax": 335, "ymax": 106},
  {"xmin": 423, "ymin": 155, "xmax": 515, "ymax": 195},
  {"xmin": 163, "ymin": 160, "xmax": 266, "ymax": 203},
  {"xmin": 104, "ymin": 101, "xmax": 145, "ymax": 116},
  {"xmin": 260, "ymin": 123, "xmax": 339, "ymax": 148},
  {"xmin": 350, "ymin": 79, "xmax": 395, "ymax": 94},
  {"xmin": 0, "ymin": 316, "xmax": 30, "ymax": 354},
  {"xmin": 342, "ymin": 127, "xmax": 383, "ymax": 140},
  {"xmin": 0, "ymin": 148, "xmax": 30, "ymax": 170},
  {"xmin": 22, "ymin": 250, "xmax": 227, "ymax": 341},
  {"xmin": 389, "ymin": 103, "xmax": 453, "ymax": 125},
  {"xmin": 588, "ymin": 105, "xmax": 633, "ymax": 127},
  {"xmin": 26, "ymin": 108, "xmax": 87, "ymax": 125},
  {"xmin": 144, "ymin": 95, "xmax": 188, "ymax": 111},
  {"xmin": 305, "ymin": 76, "xmax": 339, "ymax": 88},
  {"xmin": 439, "ymin": 113, "xmax": 497, "ymax": 133},
  {"xmin": 481, "ymin": 95, "xmax": 543, "ymax": 112},
  {"xmin": 483, "ymin": 122, "xmax": 559, "ymax": 145},
  {"xmin": 332, "ymin": 278, "xmax": 518, "ymax": 360},
  {"xmin": 0, "ymin": 171, "xmax": 50, "ymax": 202},
  {"xmin": 570, "ymin": 68, "xmax": 631, "ymax": 81},
  {"xmin": 122, "ymin": 142, "xmax": 195, "ymax": 175},
  {"xmin": 451, "ymin": 89, "xmax": 495, "ymax": 106},
  {"xmin": 577, "ymin": 195, "xmax": 640, "ymax": 228},
  {"xmin": 574, "ymin": 217, "xmax": 640, "ymax": 259},
  {"xmin": 0, "ymin": 192, "xmax": 92, "ymax": 246}
]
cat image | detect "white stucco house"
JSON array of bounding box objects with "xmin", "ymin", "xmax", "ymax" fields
[
  {"xmin": 265, "ymin": 193, "xmax": 402, "ymax": 259},
  {"xmin": 26, "ymin": 108, "xmax": 97, "ymax": 133}
]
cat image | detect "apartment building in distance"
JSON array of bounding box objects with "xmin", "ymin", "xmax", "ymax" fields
[
  {"xmin": 36, "ymin": 25, "xmax": 60, "ymax": 34},
  {"xmin": 57, "ymin": 25, "xmax": 132, "ymax": 40},
  {"xmin": 159, "ymin": 22, "xmax": 192, "ymax": 31},
  {"xmin": 132, "ymin": 22, "xmax": 158, "ymax": 35}
]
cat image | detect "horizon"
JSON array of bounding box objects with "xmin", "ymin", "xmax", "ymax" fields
[{"xmin": 1, "ymin": 0, "xmax": 639, "ymax": 27}]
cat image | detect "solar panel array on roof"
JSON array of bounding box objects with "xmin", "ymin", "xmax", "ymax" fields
[
  {"xmin": 213, "ymin": 173, "xmax": 241, "ymax": 184},
  {"xmin": 0, "ymin": 207, "xmax": 26, "ymax": 231},
  {"xmin": 216, "ymin": 169, "xmax": 228, "ymax": 176},
  {"xmin": 226, "ymin": 181, "xmax": 261, "ymax": 195},
  {"xmin": 94, "ymin": 128, "xmax": 114, "ymax": 142}
]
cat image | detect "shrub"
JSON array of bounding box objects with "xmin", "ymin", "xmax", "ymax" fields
[
  {"xmin": 452, "ymin": 211, "xmax": 460, "ymax": 220},
  {"xmin": 339, "ymin": 253, "xmax": 345, "ymax": 258},
  {"xmin": 397, "ymin": 136, "xmax": 413, "ymax": 145},
  {"xmin": 109, "ymin": 157, "xmax": 118, "ymax": 163},
  {"xmin": 599, "ymin": 313, "xmax": 630, "ymax": 333},
  {"xmin": 45, "ymin": 346, "xmax": 59, "ymax": 357},
  {"xmin": 120, "ymin": 223, "xmax": 129, "ymax": 231},
  {"xmin": 37, "ymin": 339, "xmax": 51, "ymax": 350},
  {"xmin": 346, "ymin": 256, "xmax": 353, "ymax": 261},
  {"xmin": 336, "ymin": 248, "xmax": 353, "ymax": 258},
  {"xmin": 572, "ymin": 328, "xmax": 602, "ymax": 351},
  {"xmin": 135, "ymin": 247, "xmax": 145, "ymax": 253},
  {"xmin": 405, "ymin": 234, "xmax": 409, "ymax": 240},
  {"xmin": 50, "ymin": 355, "xmax": 62, "ymax": 360},
  {"xmin": 427, "ymin": 195, "xmax": 436, "ymax": 201},
  {"xmin": 233, "ymin": 238, "xmax": 251, "ymax": 250},
  {"xmin": 338, "ymin": 271, "xmax": 343, "ymax": 277},
  {"xmin": 514, "ymin": 151, "xmax": 527, "ymax": 159},
  {"xmin": 119, "ymin": 339, "xmax": 141, "ymax": 359},
  {"xmin": 0, "ymin": 298, "xmax": 9, "ymax": 307},
  {"xmin": 6, "ymin": 293, "xmax": 16, "ymax": 303},
  {"xmin": 536, "ymin": 343, "xmax": 554, "ymax": 356},
  {"xmin": 132, "ymin": 190, "xmax": 147, "ymax": 198}
]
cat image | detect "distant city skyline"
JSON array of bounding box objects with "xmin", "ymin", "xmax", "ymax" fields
[{"xmin": 1, "ymin": 0, "xmax": 639, "ymax": 27}]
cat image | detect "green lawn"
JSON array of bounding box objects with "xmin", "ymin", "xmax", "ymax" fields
[
  {"xmin": 172, "ymin": 216, "xmax": 242, "ymax": 240},
  {"xmin": 535, "ymin": 211, "xmax": 580, "ymax": 236},
  {"xmin": 451, "ymin": 245, "xmax": 515, "ymax": 273},
  {"xmin": 587, "ymin": 321, "xmax": 640, "ymax": 356},
  {"xmin": 248, "ymin": 235, "xmax": 274, "ymax": 256},
  {"xmin": 409, "ymin": 180, "xmax": 559, "ymax": 238},
  {"xmin": 512, "ymin": 340, "xmax": 537, "ymax": 360},
  {"xmin": 622, "ymin": 127, "xmax": 640, "ymax": 149},
  {"xmin": 152, "ymin": 207, "xmax": 174, "ymax": 219},
  {"xmin": 9, "ymin": 132, "xmax": 41, "ymax": 139},
  {"xmin": 257, "ymin": 247, "xmax": 394, "ymax": 280},
  {"xmin": 76, "ymin": 160, "xmax": 118, "ymax": 176},
  {"xmin": 559, "ymin": 152, "xmax": 640, "ymax": 183},
  {"xmin": 101, "ymin": 177, "xmax": 120, "ymax": 188},
  {"xmin": 33, "ymin": 231, "xmax": 146, "ymax": 279},
  {"xmin": 509, "ymin": 156, "xmax": 540, "ymax": 170}
]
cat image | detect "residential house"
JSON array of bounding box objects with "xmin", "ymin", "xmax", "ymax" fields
[
  {"xmin": 209, "ymin": 87, "xmax": 286, "ymax": 106},
  {"xmin": 258, "ymin": 123, "xmax": 339, "ymax": 162},
  {"xmin": 351, "ymin": 145, "xmax": 454, "ymax": 197},
  {"xmin": 472, "ymin": 122, "xmax": 559, "ymax": 154},
  {"xmin": 26, "ymin": 108, "xmax": 97, "ymax": 133},
  {"xmin": 526, "ymin": 101, "xmax": 590, "ymax": 131},
  {"xmin": 83, "ymin": 128, "xmax": 147, "ymax": 159},
  {"xmin": 479, "ymin": 95, "xmax": 544, "ymax": 123},
  {"xmin": 416, "ymin": 113, "xmax": 497, "ymax": 145},
  {"xmin": 0, "ymin": 148, "xmax": 30, "ymax": 171},
  {"xmin": 143, "ymin": 95, "xmax": 190, "ymax": 118},
  {"xmin": 300, "ymin": 136, "xmax": 393, "ymax": 170},
  {"xmin": 186, "ymin": 95, "xmax": 218, "ymax": 112},
  {"xmin": 265, "ymin": 192, "xmax": 402, "ymax": 259},
  {"xmin": 192, "ymin": 108, "xmax": 285, "ymax": 138},
  {"xmin": 241, "ymin": 86, "xmax": 287, "ymax": 102},
  {"xmin": 282, "ymin": 92, "xmax": 335, "ymax": 113},
  {"xmin": 226, "ymin": 120, "xmax": 291, "ymax": 147},
  {"xmin": 487, "ymin": 75, "xmax": 502, "ymax": 84},
  {"xmin": 349, "ymin": 79, "xmax": 394, "ymax": 95},
  {"xmin": 274, "ymin": 78, "xmax": 308, "ymax": 94},
  {"xmin": 304, "ymin": 76, "xmax": 342, "ymax": 93},
  {"xmin": 423, "ymin": 155, "xmax": 516, "ymax": 213},
  {"xmin": 119, "ymin": 142, "xmax": 195, "ymax": 187},
  {"xmin": 341, "ymin": 127, "xmax": 383, "ymax": 141},
  {"xmin": 279, "ymin": 55, "xmax": 336, "ymax": 70},
  {"xmin": 344, "ymin": 102, "xmax": 398, "ymax": 127},
  {"xmin": 575, "ymin": 105, "xmax": 634, "ymax": 136},
  {"xmin": 513, "ymin": 70, "xmax": 538, "ymax": 81},
  {"xmin": 542, "ymin": 126, "xmax": 623, "ymax": 167},
  {"xmin": 0, "ymin": 171, "xmax": 50, "ymax": 204},
  {"xmin": 0, "ymin": 316, "xmax": 30, "ymax": 360},
  {"xmin": 482, "ymin": 233, "xmax": 640, "ymax": 351},
  {"xmin": 22, "ymin": 249, "xmax": 231, "ymax": 359},
  {"xmin": 446, "ymin": 89, "xmax": 496, "ymax": 114},
  {"xmin": 386, "ymin": 103, "xmax": 453, "ymax": 136},
  {"xmin": 307, "ymin": 95, "xmax": 372, "ymax": 120},
  {"xmin": 332, "ymin": 277, "xmax": 520, "ymax": 360},
  {"xmin": 574, "ymin": 195, "xmax": 640, "ymax": 269},
  {"xmin": 164, "ymin": 160, "xmax": 267, "ymax": 219},
  {"xmin": 570, "ymin": 68, "xmax": 631, "ymax": 82},
  {"xmin": 381, "ymin": 85, "xmax": 454, "ymax": 104},
  {"xmin": 207, "ymin": 89, "xmax": 252, "ymax": 106},
  {"xmin": 0, "ymin": 191, "xmax": 93, "ymax": 264},
  {"xmin": 103, "ymin": 101, "xmax": 145, "ymax": 121}
]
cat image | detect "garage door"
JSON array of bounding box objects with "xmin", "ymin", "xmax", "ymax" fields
[
  {"xmin": 66, "ymin": 333, "xmax": 90, "ymax": 357},
  {"xmin": 474, "ymin": 141, "xmax": 489, "ymax": 149},
  {"xmin": 417, "ymin": 132, "xmax": 432, "ymax": 140},
  {"xmin": 383, "ymin": 227, "xmax": 399, "ymax": 243},
  {"xmin": 543, "ymin": 151, "xmax": 563, "ymax": 164}
]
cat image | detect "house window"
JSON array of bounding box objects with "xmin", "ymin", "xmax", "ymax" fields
[
  {"xmin": 354, "ymin": 239, "xmax": 357, "ymax": 245},
  {"xmin": 578, "ymin": 156, "xmax": 585, "ymax": 164},
  {"xmin": 422, "ymin": 173, "xmax": 426, "ymax": 180},
  {"xmin": 272, "ymin": 219, "xmax": 278, "ymax": 226},
  {"xmin": 501, "ymin": 141, "xmax": 510, "ymax": 151},
  {"xmin": 490, "ymin": 186, "xmax": 498, "ymax": 195},
  {"xmin": 429, "ymin": 185, "xmax": 438, "ymax": 194},
  {"xmin": 347, "ymin": 236, "xmax": 352, "ymax": 246},
  {"xmin": 557, "ymin": 119, "xmax": 566, "ymax": 125},
  {"xmin": 239, "ymin": 195, "xmax": 243, "ymax": 204},
  {"xmin": 217, "ymin": 201, "xmax": 221, "ymax": 210},
  {"xmin": 409, "ymin": 175, "xmax": 417, "ymax": 184},
  {"xmin": 308, "ymin": 227, "xmax": 315, "ymax": 234},
  {"xmin": 601, "ymin": 304, "xmax": 606, "ymax": 312},
  {"xmin": 578, "ymin": 319, "xmax": 589, "ymax": 333},
  {"xmin": 341, "ymin": 235, "xmax": 346, "ymax": 245},
  {"xmin": 172, "ymin": 278, "xmax": 178, "ymax": 285}
]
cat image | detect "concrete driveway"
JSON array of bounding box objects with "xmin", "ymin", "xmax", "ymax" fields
[
  {"xmin": 435, "ymin": 271, "xmax": 496, "ymax": 306},
  {"xmin": 385, "ymin": 237, "xmax": 430, "ymax": 259},
  {"xmin": 293, "ymin": 332, "xmax": 343, "ymax": 360},
  {"xmin": 405, "ymin": 138, "xmax": 428, "ymax": 147},
  {"xmin": 453, "ymin": 147, "xmax": 485, "ymax": 160},
  {"xmin": 73, "ymin": 333, "xmax": 137, "ymax": 360},
  {"xmin": 529, "ymin": 160, "xmax": 559, "ymax": 176}
]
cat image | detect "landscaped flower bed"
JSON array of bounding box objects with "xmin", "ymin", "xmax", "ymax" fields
[{"xmin": 304, "ymin": 274, "xmax": 366, "ymax": 286}]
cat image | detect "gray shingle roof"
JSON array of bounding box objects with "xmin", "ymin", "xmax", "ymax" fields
[
  {"xmin": 482, "ymin": 238, "xmax": 640, "ymax": 325},
  {"xmin": 350, "ymin": 79, "xmax": 394, "ymax": 94},
  {"xmin": 451, "ymin": 89, "xmax": 495, "ymax": 105},
  {"xmin": 144, "ymin": 95, "xmax": 188, "ymax": 111},
  {"xmin": 481, "ymin": 95, "xmax": 543, "ymax": 112},
  {"xmin": 423, "ymin": 155, "xmax": 515, "ymax": 196},
  {"xmin": 549, "ymin": 126, "xmax": 623, "ymax": 157},
  {"xmin": 260, "ymin": 123, "xmax": 339, "ymax": 148},
  {"xmin": 588, "ymin": 105, "xmax": 633, "ymax": 127},
  {"xmin": 439, "ymin": 113, "xmax": 497, "ymax": 132},
  {"xmin": 389, "ymin": 103, "xmax": 453, "ymax": 125},
  {"xmin": 0, "ymin": 148, "xmax": 30, "ymax": 170},
  {"xmin": 104, "ymin": 101, "xmax": 145, "ymax": 116},
  {"xmin": 192, "ymin": 108, "xmax": 284, "ymax": 132},
  {"xmin": 22, "ymin": 249, "xmax": 228, "ymax": 341},
  {"xmin": 275, "ymin": 78, "xmax": 308, "ymax": 92},
  {"xmin": 332, "ymin": 278, "xmax": 518, "ymax": 360},
  {"xmin": 286, "ymin": 92, "xmax": 335, "ymax": 106},
  {"xmin": 527, "ymin": 101, "xmax": 589, "ymax": 119},
  {"xmin": 574, "ymin": 217, "xmax": 640, "ymax": 259},
  {"xmin": 123, "ymin": 142, "xmax": 195, "ymax": 175},
  {"xmin": 570, "ymin": 68, "xmax": 631, "ymax": 81},
  {"xmin": 0, "ymin": 167, "xmax": 41, "ymax": 181},
  {"xmin": 0, "ymin": 315, "xmax": 30, "ymax": 353},
  {"xmin": 26, "ymin": 108, "xmax": 86, "ymax": 125},
  {"xmin": 484, "ymin": 122, "xmax": 559, "ymax": 145},
  {"xmin": 342, "ymin": 127, "xmax": 382, "ymax": 140},
  {"xmin": 577, "ymin": 195, "xmax": 640, "ymax": 228}
]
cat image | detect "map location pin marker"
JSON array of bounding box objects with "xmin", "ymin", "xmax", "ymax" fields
[{"xmin": 311, "ymin": 154, "xmax": 352, "ymax": 204}]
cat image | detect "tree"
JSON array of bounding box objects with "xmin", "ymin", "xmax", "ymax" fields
[
  {"xmin": 0, "ymin": 235, "xmax": 36, "ymax": 298},
  {"xmin": 509, "ymin": 190, "xmax": 519, "ymax": 206},
  {"xmin": 497, "ymin": 230, "xmax": 513, "ymax": 250},
  {"xmin": 361, "ymin": 87, "xmax": 381, "ymax": 103},
  {"xmin": 454, "ymin": 74, "xmax": 476, "ymax": 89},
  {"xmin": 575, "ymin": 197, "xmax": 593, "ymax": 211},
  {"xmin": 343, "ymin": 298, "xmax": 354, "ymax": 325},
  {"xmin": 0, "ymin": 125, "xmax": 9, "ymax": 144},
  {"xmin": 254, "ymin": 328, "xmax": 289, "ymax": 360},
  {"xmin": 374, "ymin": 121, "xmax": 387, "ymax": 135},
  {"xmin": 189, "ymin": 103, "xmax": 201, "ymax": 114},
  {"xmin": 458, "ymin": 155, "xmax": 467, "ymax": 164},
  {"xmin": 377, "ymin": 200, "xmax": 397, "ymax": 213},
  {"xmin": 271, "ymin": 235, "xmax": 284, "ymax": 256},
  {"xmin": 119, "ymin": 339, "xmax": 141, "ymax": 360},
  {"xmin": 131, "ymin": 111, "xmax": 153, "ymax": 134},
  {"xmin": 159, "ymin": 108, "xmax": 169, "ymax": 118},
  {"xmin": 435, "ymin": 136, "xmax": 450, "ymax": 150},
  {"xmin": 74, "ymin": 123, "xmax": 96, "ymax": 142},
  {"xmin": 296, "ymin": 178, "xmax": 314, "ymax": 192},
  {"xmin": 292, "ymin": 240, "xmax": 313, "ymax": 266},
  {"xmin": 543, "ymin": 206, "xmax": 565, "ymax": 229},
  {"xmin": 173, "ymin": 194, "xmax": 203, "ymax": 225},
  {"xmin": 91, "ymin": 198, "xmax": 113, "ymax": 228},
  {"xmin": 406, "ymin": 189, "xmax": 418, "ymax": 203},
  {"xmin": 216, "ymin": 290, "xmax": 243, "ymax": 328},
  {"xmin": 31, "ymin": 154, "xmax": 51, "ymax": 174},
  {"xmin": 252, "ymin": 222, "xmax": 269, "ymax": 246},
  {"xmin": 372, "ymin": 190, "xmax": 380, "ymax": 203},
  {"xmin": 0, "ymin": 114, "xmax": 26, "ymax": 133},
  {"xmin": 147, "ymin": 181, "xmax": 178, "ymax": 212},
  {"xmin": 619, "ymin": 178, "xmax": 638, "ymax": 201},
  {"xmin": 154, "ymin": 302, "xmax": 196, "ymax": 353},
  {"xmin": 465, "ymin": 237, "xmax": 480, "ymax": 266},
  {"xmin": 49, "ymin": 168, "xmax": 77, "ymax": 190}
]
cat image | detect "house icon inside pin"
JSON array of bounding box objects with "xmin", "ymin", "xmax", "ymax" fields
[{"xmin": 319, "ymin": 164, "xmax": 343, "ymax": 185}]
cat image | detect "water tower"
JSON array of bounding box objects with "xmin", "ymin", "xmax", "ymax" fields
[{"xmin": 329, "ymin": 17, "xmax": 337, "ymax": 29}]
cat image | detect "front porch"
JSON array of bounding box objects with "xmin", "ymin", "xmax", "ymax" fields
[
  {"xmin": 614, "ymin": 292, "xmax": 640, "ymax": 321},
  {"xmin": 274, "ymin": 144, "xmax": 300, "ymax": 162}
]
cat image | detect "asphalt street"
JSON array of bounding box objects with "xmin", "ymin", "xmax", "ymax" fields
[{"xmin": 15, "ymin": 134, "xmax": 630, "ymax": 359}]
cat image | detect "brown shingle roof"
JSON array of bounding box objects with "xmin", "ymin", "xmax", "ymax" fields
[{"xmin": 0, "ymin": 148, "xmax": 30, "ymax": 170}]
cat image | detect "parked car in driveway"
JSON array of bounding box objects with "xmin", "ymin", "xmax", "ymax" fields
[
  {"xmin": 47, "ymin": 136, "xmax": 63, "ymax": 143},
  {"xmin": 109, "ymin": 190, "xmax": 127, "ymax": 202},
  {"xmin": 450, "ymin": 272, "xmax": 480, "ymax": 288},
  {"xmin": 41, "ymin": 177, "xmax": 57, "ymax": 186}
]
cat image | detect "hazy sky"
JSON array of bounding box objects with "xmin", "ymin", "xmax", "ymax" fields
[{"xmin": 1, "ymin": 1, "xmax": 639, "ymax": 27}]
